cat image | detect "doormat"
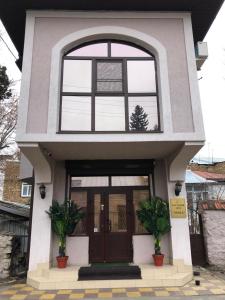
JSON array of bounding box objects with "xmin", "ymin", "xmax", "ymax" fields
[{"xmin": 78, "ymin": 264, "xmax": 141, "ymax": 280}]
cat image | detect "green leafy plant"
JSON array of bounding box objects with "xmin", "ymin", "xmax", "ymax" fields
[
  {"xmin": 136, "ymin": 197, "xmax": 171, "ymax": 255},
  {"xmin": 46, "ymin": 200, "xmax": 85, "ymax": 257}
]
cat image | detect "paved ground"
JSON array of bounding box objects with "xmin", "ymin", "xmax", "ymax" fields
[{"xmin": 1, "ymin": 268, "xmax": 225, "ymax": 299}]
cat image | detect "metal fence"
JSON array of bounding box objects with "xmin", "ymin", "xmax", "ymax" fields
[{"xmin": 0, "ymin": 215, "xmax": 29, "ymax": 275}]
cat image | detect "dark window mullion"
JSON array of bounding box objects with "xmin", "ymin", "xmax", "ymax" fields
[
  {"xmin": 127, "ymin": 93, "xmax": 157, "ymax": 97},
  {"xmin": 62, "ymin": 92, "xmax": 92, "ymax": 97},
  {"xmin": 59, "ymin": 59, "xmax": 65, "ymax": 131},
  {"xmin": 123, "ymin": 59, "xmax": 129, "ymax": 131},
  {"xmin": 108, "ymin": 41, "xmax": 111, "ymax": 57},
  {"xmin": 92, "ymin": 59, "xmax": 96, "ymax": 131},
  {"xmin": 95, "ymin": 92, "xmax": 124, "ymax": 97},
  {"xmin": 154, "ymin": 60, "xmax": 161, "ymax": 131}
]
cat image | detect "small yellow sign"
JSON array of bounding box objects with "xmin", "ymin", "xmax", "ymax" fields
[{"xmin": 170, "ymin": 197, "xmax": 187, "ymax": 218}]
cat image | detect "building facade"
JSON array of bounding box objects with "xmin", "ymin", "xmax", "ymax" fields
[{"xmin": 1, "ymin": 0, "xmax": 223, "ymax": 289}]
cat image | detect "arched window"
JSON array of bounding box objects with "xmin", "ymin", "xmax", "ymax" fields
[{"xmin": 60, "ymin": 40, "xmax": 160, "ymax": 132}]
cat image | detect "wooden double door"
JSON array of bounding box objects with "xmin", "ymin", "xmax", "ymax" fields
[{"xmin": 89, "ymin": 189, "xmax": 133, "ymax": 263}]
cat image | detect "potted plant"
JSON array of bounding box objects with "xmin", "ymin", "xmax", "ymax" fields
[
  {"xmin": 46, "ymin": 199, "xmax": 85, "ymax": 268},
  {"xmin": 136, "ymin": 196, "xmax": 171, "ymax": 266}
]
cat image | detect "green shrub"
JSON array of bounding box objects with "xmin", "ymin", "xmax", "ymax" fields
[
  {"xmin": 46, "ymin": 200, "xmax": 85, "ymax": 257},
  {"xmin": 137, "ymin": 197, "xmax": 171, "ymax": 255}
]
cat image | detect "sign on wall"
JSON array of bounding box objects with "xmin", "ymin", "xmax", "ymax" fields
[{"xmin": 170, "ymin": 197, "xmax": 187, "ymax": 218}]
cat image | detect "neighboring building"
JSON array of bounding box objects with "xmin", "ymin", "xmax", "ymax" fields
[
  {"xmin": 3, "ymin": 160, "xmax": 31, "ymax": 205},
  {"xmin": 1, "ymin": 0, "xmax": 223, "ymax": 289},
  {"xmin": 186, "ymin": 169, "xmax": 225, "ymax": 235},
  {"xmin": 190, "ymin": 157, "xmax": 225, "ymax": 174},
  {"xmin": 0, "ymin": 155, "xmax": 11, "ymax": 201}
]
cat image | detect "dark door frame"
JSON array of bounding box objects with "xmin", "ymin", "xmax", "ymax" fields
[
  {"xmin": 70, "ymin": 185, "xmax": 149, "ymax": 263},
  {"xmin": 88, "ymin": 187, "xmax": 135, "ymax": 263}
]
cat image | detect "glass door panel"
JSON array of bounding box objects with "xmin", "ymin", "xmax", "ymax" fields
[
  {"xmin": 108, "ymin": 194, "xmax": 127, "ymax": 232},
  {"xmin": 94, "ymin": 194, "xmax": 101, "ymax": 233}
]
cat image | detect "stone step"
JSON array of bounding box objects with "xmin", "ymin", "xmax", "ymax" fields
[{"xmin": 27, "ymin": 265, "xmax": 193, "ymax": 290}]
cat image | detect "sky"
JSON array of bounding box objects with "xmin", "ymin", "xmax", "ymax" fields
[{"xmin": 0, "ymin": 5, "xmax": 225, "ymax": 159}]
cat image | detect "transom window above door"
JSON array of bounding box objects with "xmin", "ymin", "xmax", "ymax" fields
[{"xmin": 60, "ymin": 41, "xmax": 160, "ymax": 132}]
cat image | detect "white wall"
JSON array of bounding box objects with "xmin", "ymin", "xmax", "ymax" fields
[{"xmin": 133, "ymin": 235, "xmax": 170, "ymax": 264}]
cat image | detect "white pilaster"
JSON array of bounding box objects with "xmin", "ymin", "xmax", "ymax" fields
[
  {"xmin": 167, "ymin": 181, "xmax": 192, "ymax": 266},
  {"xmin": 18, "ymin": 143, "xmax": 54, "ymax": 271},
  {"xmin": 29, "ymin": 181, "xmax": 53, "ymax": 271}
]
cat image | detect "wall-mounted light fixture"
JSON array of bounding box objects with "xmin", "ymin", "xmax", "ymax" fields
[
  {"xmin": 39, "ymin": 184, "xmax": 46, "ymax": 199},
  {"xmin": 175, "ymin": 181, "xmax": 182, "ymax": 196}
]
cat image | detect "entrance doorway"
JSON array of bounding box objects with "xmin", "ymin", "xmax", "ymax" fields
[
  {"xmin": 89, "ymin": 189, "xmax": 132, "ymax": 263},
  {"xmin": 68, "ymin": 170, "xmax": 152, "ymax": 264}
]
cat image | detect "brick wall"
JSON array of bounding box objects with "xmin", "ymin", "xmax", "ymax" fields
[{"xmin": 2, "ymin": 160, "xmax": 30, "ymax": 205}]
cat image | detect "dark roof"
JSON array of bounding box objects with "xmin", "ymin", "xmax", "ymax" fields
[
  {"xmin": 191, "ymin": 157, "xmax": 225, "ymax": 165},
  {"xmin": 0, "ymin": 200, "xmax": 30, "ymax": 218},
  {"xmin": 0, "ymin": 0, "xmax": 224, "ymax": 64},
  {"xmin": 194, "ymin": 171, "xmax": 225, "ymax": 182}
]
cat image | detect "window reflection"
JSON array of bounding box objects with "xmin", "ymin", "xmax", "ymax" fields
[
  {"xmin": 127, "ymin": 61, "xmax": 156, "ymax": 93},
  {"xmin": 95, "ymin": 97, "xmax": 125, "ymax": 131},
  {"xmin": 61, "ymin": 96, "xmax": 91, "ymax": 131},
  {"xmin": 129, "ymin": 97, "xmax": 158, "ymax": 131},
  {"xmin": 71, "ymin": 177, "xmax": 109, "ymax": 187},
  {"xmin": 111, "ymin": 43, "xmax": 151, "ymax": 57},
  {"xmin": 112, "ymin": 176, "xmax": 148, "ymax": 186},
  {"xmin": 67, "ymin": 43, "xmax": 108, "ymax": 57},
  {"xmin": 63, "ymin": 60, "xmax": 92, "ymax": 93}
]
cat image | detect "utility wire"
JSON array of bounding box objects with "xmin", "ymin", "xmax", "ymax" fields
[{"xmin": 0, "ymin": 34, "xmax": 17, "ymax": 60}]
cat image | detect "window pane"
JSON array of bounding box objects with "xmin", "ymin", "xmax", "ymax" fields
[
  {"xmin": 21, "ymin": 183, "xmax": 32, "ymax": 197},
  {"xmin": 112, "ymin": 176, "xmax": 148, "ymax": 186},
  {"xmin": 97, "ymin": 62, "xmax": 123, "ymax": 92},
  {"xmin": 94, "ymin": 194, "xmax": 101, "ymax": 233},
  {"xmin": 71, "ymin": 191, "xmax": 87, "ymax": 235},
  {"xmin": 129, "ymin": 97, "xmax": 159, "ymax": 131},
  {"xmin": 95, "ymin": 97, "xmax": 125, "ymax": 131},
  {"xmin": 27, "ymin": 186, "xmax": 32, "ymax": 196},
  {"xmin": 61, "ymin": 96, "xmax": 91, "ymax": 131},
  {"xmin": 67, "ymin": 43, "xmax": 108, "ymax": 57},
  {"xmin": 133, "ymin": 190, "xmax": 150, "ymax": 234},
  {"xmin": 71, "ymin": 177, "xmax": 109, "ymax": 187},
  {"xmin": 111, "ymin": 43, "xmax": 151, "ymax": 57},
  {"xmin": 127, "ymin": 61, "xmax": 156, "ymax": 93},
  {"xmin": 63, "ymin": 60, "xmax": 91, "ymax": 92},
  {"xmin": 109, "ymin": 194, "xmax": 127, "ymax": 232},
  {"xmin": 22, "ymin": 185, "xmax": 28, "ymax": 196}
]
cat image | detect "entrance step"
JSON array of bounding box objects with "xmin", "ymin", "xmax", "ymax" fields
[
  {"xmin": 78, "ymin": 265, "xmax": 141, "ymax": 280},
  {"xmin": 27, "ymin": 264, "xmax": 193, "ymax": 290}
]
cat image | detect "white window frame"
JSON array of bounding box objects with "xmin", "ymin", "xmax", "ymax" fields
[{"xmin": 21, "ymin": 182, "xmax": 32, "ymax": 197}]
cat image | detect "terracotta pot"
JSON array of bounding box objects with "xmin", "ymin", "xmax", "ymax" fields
[
  {"xmin": 152, "ymin": 254, "xmax": 164, "ymax": 266},
  {"xmin": 56, "ymin": 256, "xmax": 68, "ymax": 268}
]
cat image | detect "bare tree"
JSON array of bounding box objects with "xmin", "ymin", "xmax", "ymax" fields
[{"xmin": 0, "ymin": 65, "xmax": 18, "ymax": 153}]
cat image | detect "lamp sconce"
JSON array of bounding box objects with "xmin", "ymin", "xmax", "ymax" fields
[
  {"xmin": 39, "ymin": 184, "xmax": 46, "ymax": 199},
  {"xmin": 175, "ymin": 181, "xmax": 182, "ymax": 196}
]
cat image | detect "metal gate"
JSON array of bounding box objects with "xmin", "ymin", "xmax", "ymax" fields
[
  {"xmin": 188, "ymin": 204, "xmax": 207, "ymax": 266},
  {"xmin": 0, "ymin": 215, "xmax": 29, "ymax": 275}
]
